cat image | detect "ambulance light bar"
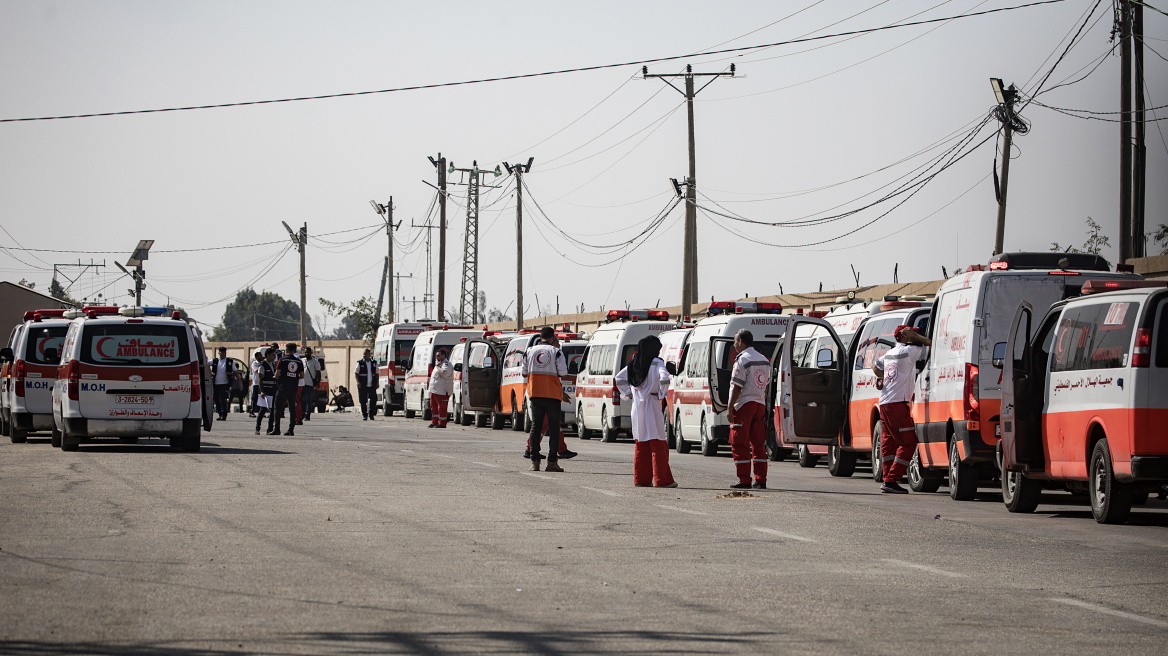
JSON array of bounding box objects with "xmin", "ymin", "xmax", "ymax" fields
[
  {"xmin": 1047, "ymin": 271, "xmax": 1081, "ymax": 276},
  {"xmin": 706, "ymin": 302, "xmax": 737, "ymax": 316},
  {"xmin": 989, "ymin": 261, "xmax": 1009, "ymax": 270},
  {"xmin": 807, "ymin": 310, "xmax": 828, "ymax": 318},
  {"xmin": 646, "ymin": 309, "xmax": 670, "ymax": 321},
  {"xmin": 556, "ymin": 332, "xmax": 580, "ymax": 340},
  {"xmin": 606, "ymin": 310, "xmax": 630, "ymax": 322},
  {"xmin": 119, "ymin": 307, "xmax": 146, "ymax": 317},
  {"xmin": 63, "ymin": 310, "xmax": 85, "ymax": 320},
  {"xmin": 24, "ymin": 309, "xmax": 68, "ymax": 321},
  {"xmin": 82, "ymin": 305, "xmax": 121, "ymax": 318},
  {"xmin": 732, "ymin": 301, "xmax": 783, "ymax": 314},
  {"xmin": 1081, "ymin": 280, "xmax": 1168, "ymax": 295},
  {"xmin": 879, "ymin": 301, "xmax": 922, "ymax": 311},
  {"xmin": 628, "ymin": 310, "xmax": 648, "ymax": 321}
]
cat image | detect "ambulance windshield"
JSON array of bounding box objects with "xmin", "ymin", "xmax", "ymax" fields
[
  {"xmin": 25, "ymin": 326, "xmax": 67, "ymax": 364},
  {"xmin": 81, "ymin": 324, "xmax": 190, "ymax": 366}
]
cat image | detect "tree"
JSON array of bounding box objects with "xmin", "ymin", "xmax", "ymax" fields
[
  {"xmin": 1051, "ymin": 217, "xmax": 1110, "ymax": 255},
  {"xmin": 318, "ymin": 296, "xmax": 385, "ymax": 346},
  {"xmin": 1153, "ymin": 224, "xmax": 1168, "ymax": 256},
  {"xmin": 212, "ymin": 288, "xmax": 318, "ymax": 343},
  {"xmin": 48, "ymin": 278, "xmax": 80, "ymax": 307}
]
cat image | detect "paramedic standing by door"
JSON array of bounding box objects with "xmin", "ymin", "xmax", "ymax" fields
[
  {"xmin": 522, "ymin": 327, "xmax": 568, "ymax": 473},
  {"xmin": 428, "ymin": 349, "xmax": 453, "ymax": 428},
  {"xmin": 354, "ymin": 349, "xmax": 379, "ymax": 420},
  {"xmin": 727, "ymin": 329, "xmax": 771, "ymax": 490},
  {"xmin": 873, "ymin": 325, "xmax": 931, "ymax": 494}
]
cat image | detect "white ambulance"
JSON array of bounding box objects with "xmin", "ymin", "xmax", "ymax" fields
[
  {"xmin": 657, "ymin": 326, "xmax": 693, "ymax": 449},
  {"xmin": 1000, "ymin": 279, "xmax": 1168, "ymax": 523},
  {"xmin": 373, "ymin": 321, "xmax": 439, "ymax": 416},
  {"xmin": 575, "ymin": 310, "xmax": 675, "ymax": 442},
  {"xmin": 402, "ymin": 327, "xmax": 483, "ymax": 420},
  {"xmin": 51, "ymin": 306, "xmax": 213, "ymax": 451},
  {"xmin": 1, "ymin": 309, "xmax": 70, "ymax": 442},
  {"xmin": 450, "ymin": 331, "xmax": 514, "ymax": 428},
  {"xmin": 494, "ymin": 328, "xmax": 587, "ymax": 433},
  {"xmin": 672, "ymin": 302, "xmax": 787, "ymax": 456}
]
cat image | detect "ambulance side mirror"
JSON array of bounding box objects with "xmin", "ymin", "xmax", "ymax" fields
[
  {"xmin": 567, "ymin": 361, "xmax": 579, "ymax": 375},
  {"xmin": 816, "ymin": 348, "xmax": 835, "ymax": 369},
  {"xmin": 43, "ymin": 347, "xmax": 59, "ymax": 365},
  {"xmin": 454, "ymin": 363, "xmax": 463, "ymax": 372},
  {"xmin": 992, "ymin": 342, "xmax": 1007, "ymax": 369},
  {"xmin": 665, "ymin": 361, "xmax": 678, "ymax": 376},
  {"xmin": 0, "ymin": 347, "xmax": 12, "ymax": 362},
  {"xmin": 483, "ymin": 356, "xmax": 493, "ymax": 368}
]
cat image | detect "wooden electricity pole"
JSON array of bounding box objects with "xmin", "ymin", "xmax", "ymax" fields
[
  {"xmin": 429, "ymin": 154, "xmax": 448, "ymax": 321},
  {"xmin": 504, "ymin": 158, "xmax": 534, "ymax": 329},
  {"xmin": 282, "ymin": 221, "xmax": 307, "ymax": 344}
]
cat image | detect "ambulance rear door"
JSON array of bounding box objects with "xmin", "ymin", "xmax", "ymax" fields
[
  {"xmin": 706, "ymin": 336, "xmax": 735, "ymax": 413},
  {"xmin": 778, "ymin": 317, "xmax": 847, "ymax": 445},
  {"xmin": 1000, "ymin": 301, "xmax": 1041, "ymax": 472},
  {"xmin": 463, "ymin": 339, "xmax": 500, "ymax": 412}
]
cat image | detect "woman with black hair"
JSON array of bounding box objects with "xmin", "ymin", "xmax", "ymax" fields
[{"xmin": 615, "ymin": 334, "xmax": 677, "ymax": 488}]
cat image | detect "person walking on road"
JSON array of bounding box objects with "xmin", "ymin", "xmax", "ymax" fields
[
  {"xmin": 273, "ymin": 342, "xmax": 303, "ymax": 436},
  {"xmin": 354, "ymin": 348, "xmax": 379, "ymax": 420},
  {"xmin": 254, "ymin": 349, "xmax": 278, "ymax": 435},
  {"xmin": 521, "ymin": 327, "xmax": 568, "ymax": 472},
  {"xmin": 248, "ymin": 350, "xmax": 263, "ymax": 417},
  {"xmin": 210, "ymin": 347, "xmax": 237, "ymax": 421},
  {"xmin": 615, "ymin": 335, "xmax": 676, "ymax": 488},
  {"xmin": 873, "ymin": 325, "xmax": 931, "ymax": 494},
  {"xmin": 300, "ymin": 346, "xmax": 322, "ymax": 422},
  {"xmin": 726, "ymin": 329, "xmax": 771, "ymax": 490},
  {"xmin": 428, "ymin": 348, "xmax": 454, "ymax": 428}
]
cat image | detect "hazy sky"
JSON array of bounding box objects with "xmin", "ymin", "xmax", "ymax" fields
[{"xmin": 1, "ymin": 0, "xmax": 1164, "ymax": 332}]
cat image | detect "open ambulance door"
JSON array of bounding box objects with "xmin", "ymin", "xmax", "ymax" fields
[
  {"xmin": 1000, "ymin": 301, "xmax": 1040, "ymax": 472},
  {"xmin": 778, "ymin": 317, "xmax": 846, "ymax": 445},
  {"xmin": 196, "ymin": 338, "xmax": 214, "ymax": 432},
  {"xmin": 463, "ymin": 339, "xmax": 501, "ymax": 412},
  {"xmin": 706, "ymin": 336, "xmax": 736, "ymax": 414}
]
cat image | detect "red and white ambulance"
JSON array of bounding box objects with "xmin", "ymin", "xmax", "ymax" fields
[
  {"xmin": 575, "ymin": 310, "xmax": 675, "ymax": 442},
  {"xmin": 657, "ymin": 326, "xmax": 693, "ymax": 449},
  {"xmin": 1, "ymin": 309, "xmax": 70, "ymax": 442},
  {"xmin": 51, "ymin": 306, "xmax": 213, "ymax": 451},
  {"xmin": 672, "ymin": 302, "xmax": 787, "ymax": 456},
  {"xmin": 402, "ymin": 326, "xmax": 482, "ymax": 420},
  {"xmin": 373, "ymin": 321, "xmax": 437, "ymax": 416},
  {"xmin": 1000, "ymin": 279, "xmax": 1168, "ymax": 523},
  {"xmin": 494, "ymin": 328, "xmax": 587, "ymax": 433}
]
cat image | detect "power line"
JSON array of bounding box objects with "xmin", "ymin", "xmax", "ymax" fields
[{"xmin": 0, "ymin": 0, "xmax": 1069, "ymax": 124}]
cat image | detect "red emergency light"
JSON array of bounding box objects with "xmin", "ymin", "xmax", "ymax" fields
[
  {"xmin": 82, "ymin": 305, "xmax": 121, "ymax": 318},
  {"xmin": 556, "ymin": 332, "xmax": 580, "ymax": 341},
  {"xmin": 965, "ymin": 264, "xmax": 987, "ymax": 272},
  {"xmin": 606, "ymin": 310, "xmax": 630, "ymax": 323},
  {"xmin": 24, "ymin": 309, "xmax": 67, "ymax": 322},
  {"xmin": 1047, "ymin": 271, "xmax": 1081, "ymax": 276},
  {"xmin": 807, "ymin": 310, "xmax": 829, "ymax": 318},
  {"xmin": 706, "ymin": 301, "xmax": 737, "ymax": 316},
  {"xmin": 1081, "ymin": 279, "xmax": 1168, "ymax": 295},
  {"xmin": 989, "ymin": 261, "xmax": 1009, "ymax": 270},
  {"xmin": 880, "ymin": 301, "xmax": 922, "ymax": 311},
  {"xmin": 646, "ymin": 309, "xmax": 669, "ymax": 321}
]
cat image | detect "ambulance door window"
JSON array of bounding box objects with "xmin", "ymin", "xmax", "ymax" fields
[
  {"xmin": 620, "ymin": 344, "xmax": 639, "ymax": 371},
  {"xmin": 686, "ymin": 342, "xmax": 708, "ymax": 378}
]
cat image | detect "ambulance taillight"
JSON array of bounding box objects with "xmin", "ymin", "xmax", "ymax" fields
[
  {"xmin": 612, "ymin": 380, "xmax": 620, "ymax": 406},
  {"xmin": 13, "ymin": 359, "xmax": 25, "ymax": 397},
  {"xmin": 1132, "ymin": 329, "xmax": 1151, "ymax": 367},
  {"xmin": 189, "ymin": 362, "xmax": 201, "ymax": 402},
  {"xmin": 964, "ymin": 363, "xmax": 980, "ymax": 423},
  {"xmin": 66, "ymin": 360, "xmax": 81, "ymax": 401}
]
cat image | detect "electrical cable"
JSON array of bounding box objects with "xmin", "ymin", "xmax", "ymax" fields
[{"xmin": 3, "ymin": 223, "xmax": 384, "ymax": 254}]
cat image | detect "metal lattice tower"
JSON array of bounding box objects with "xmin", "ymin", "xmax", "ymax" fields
[{"xmin": 458, "ymin": 167, "xmax": 481, "ymax": 325}]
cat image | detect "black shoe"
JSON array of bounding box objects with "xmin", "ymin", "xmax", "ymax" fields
[
  {"xmin": 523, "ymin": 449, "xmax": 531, "ymax": 459},
  {"xmin": 266, "ymin": 429, "xmax": 277, "ymax": 435},
  {"xmin": 730, "ymin": 482, "xmax": 752, "ymax": 489},
  {"xmin": 558, "ymin": 450, "xmax": 578, "ymax": 459},
  {"xmin": 362, "ymin": 416, "xmax": 368, "ymax": 420},
  {"xmin": 752, "ymin": 482, "xmax": 766, "ymax": 489},
  {"xmin": 304, "ymin": 415, "xmax": 311, "ymax": 421},
  {"xmin": 284, "ymin": 430, "xmax": 295, "ymax": 436},
  {"xmin": 881, "ymin": 482, "xmax": 909, "ymax": 494}
]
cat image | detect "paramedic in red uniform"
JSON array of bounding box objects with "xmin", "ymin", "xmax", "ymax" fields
[
  {"xmin": 428, "ymin": 348, "xmax": 453, "ymax": 428},
  {"xmin": 727, "ymin": 329, "xmax": 772, "ymax": 489},
  {"xmin": 522, "ymin": 327, "xmax": 568, "ymax": 473},
  {"xmin": 872, "ymin": 325, "xmax": 931, "ymax": 494}
]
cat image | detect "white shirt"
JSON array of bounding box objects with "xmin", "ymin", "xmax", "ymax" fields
[
  {"xmin": 213, "ymin": 358, "xmax": 230, "ymax": 385},
  {"xmin": 730, "ymin": 346, "xmax": 770, "ymax": 410},
  {"xmin": 876, "ymin": 343, "xmax": 924, "ymax": 405},
  {"xmin": 429, "ymin": 359, "xmax": 454, "ymax": 395},
  {"xmin": 615, "ymin": 357, "xmax": 670, "ymax": 442}
]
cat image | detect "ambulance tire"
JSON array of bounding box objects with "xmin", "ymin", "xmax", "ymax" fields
[
  {"xmin": 511, "ymin": 398, "xmax": 525, "ymax": 432},
  {"xmin": 404, "ymin": 407, "xmax": 416, "ymax": 419},
  {"xmin": 699, "ymin": 414, "xmax": 718, "ymax": 457},
  {"xmin": 381, "ymin": 400, "xmax": 392, "ymax": 417},
  {"xmin": 675, "ymin": 412, "xmax": 691, "ymax": 454},
  {"xmin": 797, "ymin": 445, "xmax": 819, "ymax": 468},
  {"xmin": 600, "ymin": 408, "xmax": 617, "ymax": 443},
  {"xmin": 422, "ymin": 394, "xmax": 432, "ymax": 421},
  {"xmin": 871, "ymin": 422, "xmax": 884, "ymax": 481},
  {"xmin": 524, "ymin": 405, "xmax": 533, "ymax": 434},
  {"xmin": 948, "ymin": 439, "xmax": 978, "ymax": 501},
  {"xmin": 578, "ymin": 405, "xmax": 594, "ymax": 439},
  {"xmin": 1089, "ymin": 438, "xmax": 1133, "ymax": 524},
  {"xmin": 9, "ymin": 427, "xmax": 27, "ymax": 444},
  {"xmin": 0, "ymin": 410, "xmax": 8, "ymax": 436},
  {"xmin": 827, "ymin": 446, "xmax": 857, "ymax": 477},
  {"xmin": 60, "ymin": 425, "xmax": 79, "ymax": 452},
  {"xmin": 490, "ymin": 411, "xmax": 506, "ymax": 431},
  {"xmin": 767, "ymin": 443, "xmax": 791, "ymax": 461},
  {"xmin": 1002, "ymin": 469, "xmax": 1040, "ymax": 513},
  {"xmin": 907, "ymin": 451, "xmax": 942, "ymax": 492},
  {"xmin": 475, "ymin": 412, "xmax": 488, "ymax": 428},
  {"xmin": 665, "ymin": 413, "xmax": 676, "ymax": 449},
  {"xmin": 50, "ymin": 421, "xmax": 62, "ymax": 448}
]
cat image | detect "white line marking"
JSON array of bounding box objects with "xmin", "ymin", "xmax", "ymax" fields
[
  {"xmin": 400, "ymin": 449, "xmax": 415, "ymax": 453},
  {"xmin": 1050, "ymin": 598, "xmax": 1168, "ymax": 628},
  {"xmin": 883, "ymin": 559, "xmax": 966, "ymax": 578},
  {"xmin": 581, "ymin": 486, "xmax": 622, "ymax": 497},
  {"xmin": 433, "ymin": 454, "xmax": 456, "ymax": 459},
  {"xmin": 523, "ymin": 472, "xmax": 557, "ymax": 481},
  {"xmin": 471, "ymin": 461, "xmax": 500, "ymax": 468},
  {"xmin": 351, "ymin": 443, "xmax": 382, "ymax": 448},
  {"xmin": 654, "ymin": 504, "xmax": 709, "ymax": 516},
  {"xmin": 751, "ymin": 527, "xmax": 816, "ymax": 543}
]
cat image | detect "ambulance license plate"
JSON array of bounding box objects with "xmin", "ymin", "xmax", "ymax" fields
[{"xmin": 116, "ymin": 395, "xmax": 155, "ymax": 405}]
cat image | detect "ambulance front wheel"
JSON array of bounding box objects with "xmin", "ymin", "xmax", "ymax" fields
[
  {"xmin": 674, "ymin": 412, "xmax": 691, "ymax": 454},
  {"xmin": 797, "ymin": 445, "xmax": 819, "ymax": 468},
  {"xmin": 475, "ymin": 411, "xmax": 488, "ymax": 428},
  {"xmin": 699, "ymin": 414, "xmax": 718, "ymax": 457},
  {"xmin": 948, "ymin": 439, "xmax": 978, "ymax": 501},
  {"xmin": 1002, "ymin": 469, "xmax": 1040, "ymax": 513},
  {"xmin": 870, "ymin": 422, "xmax": 884, "ymax": 481},
  {"xmin": 490, "ymin": 411, "xmax": 506, "ymax": 430},
  {"xmin": 828, "ymin": 446, "xmax": 857, "ymax": 477},
  {"xmin": 600, "ymin": 408, "xmax": 617, "ymax": 443},
  {"xmin": 907, "ymin": 451, "xmax": 942, "ymax": 492},
  {"xmin": 511, "ymin": 397, "xmax": 525, "ymax": 432},
  {"xmin": 577, "ymin": 405, "xmax": 595, "ymax": 439},
  {"xmin": 1089, "ymin": 438, "xmax": 1133, "ymax": 524}
]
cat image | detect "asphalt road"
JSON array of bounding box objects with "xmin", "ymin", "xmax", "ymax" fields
[{"xmin": 1, "ymin": 410, "xmax": 1166, "ymax": 655}]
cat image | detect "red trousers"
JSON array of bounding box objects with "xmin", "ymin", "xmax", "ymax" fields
[
  {"xmin": 878, "ymin": 402, "xmax": 918, "ymax": 483},
  {"xmin": 633, "ymin": 439, "xmax": 675, "ymax": 487},
  {"xmin": 730, "ymin": 401, "xmax": 768, "ymax": 484},
  {"xmin": 430, "ymin": 393, "xmax": 450, "ymax": 427}
]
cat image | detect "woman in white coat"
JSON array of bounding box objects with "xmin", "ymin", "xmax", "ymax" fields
[{"xmin": 615, "ymin": 335, "xmax": 677, "ymax": 487}]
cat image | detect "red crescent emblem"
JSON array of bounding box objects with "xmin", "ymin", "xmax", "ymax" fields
[
  {"xmin": 534, "ymin": 351, "xmax": 550, "ymax": 366},
  {"xmin": 96, "ymin": 337, "xmax": 115, "ymax": 358},
  {"xmin": 755, "ymin": 370, "xmax": 768, "ymax": 388}
]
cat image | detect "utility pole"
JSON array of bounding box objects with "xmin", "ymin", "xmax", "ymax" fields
[
  {"xmin": 118, "ymin": 240, "xmax": 153, "ymax": 306},
  {"xmin": 447, "ymin": 159, "xmax": 502, "ymax": 324},
  {"xmin": 428, "ymin": 154, "xmax": 448, "ymax": 321},
  {"xmin": 1132, "ymin": 0, "xmax": 1146, "ymax": 257},
  {"xmin": 1119, "ymin": 0, "xmax": 1133, "ymax": 263},
  {"xmin": 643, "ymin": 64, "xmax": 736, "ymax": 319},
  {"xmin": 392, "ymin": 273, "xmax": 413, "ymax": 321},
  {"xmin": 282, "ymin": 222, "xmax": 307, "ymax": 344},
  {"xmin": 503, "ymin": 157, "xmax": 534, "ymax": 330},
  {"xmin": 370, "ymin": 198, "xmax": 399, "ymax": 324},
  {"xmin": 412, "ymin": 219, "xmax": 438, "ymax": 319},
  {"xmin": 990, "ymin": 78, "xmax": 1021, "ymax": 255}
]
